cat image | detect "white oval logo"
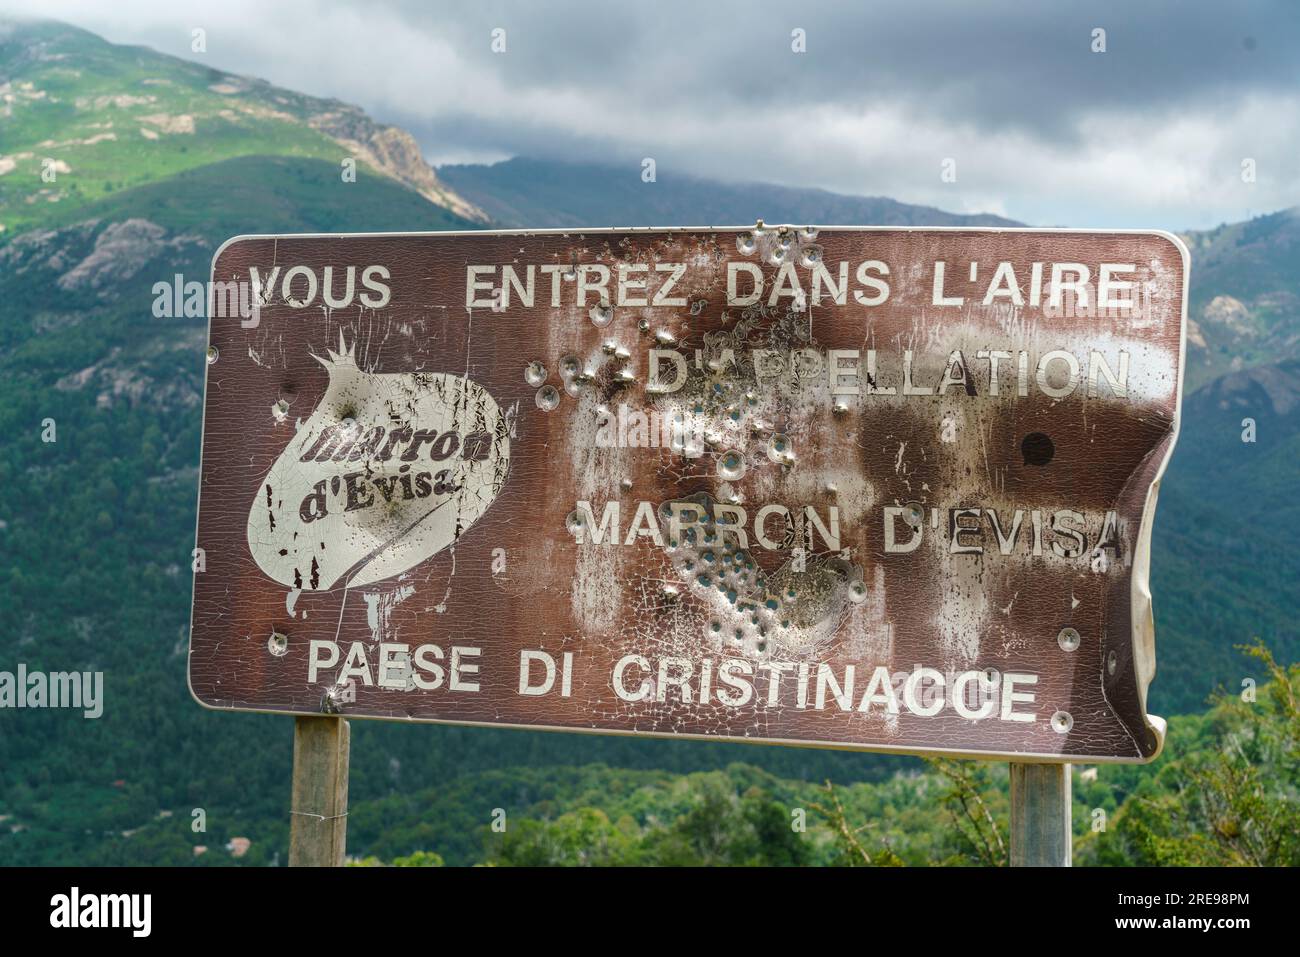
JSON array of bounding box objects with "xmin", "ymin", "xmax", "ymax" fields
[{"xmin": 247, "ymin": 335, "xmax": 510, "ymax": 590}]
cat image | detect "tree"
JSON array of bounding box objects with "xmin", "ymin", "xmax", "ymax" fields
[
  {"xmin": 809, "ymin": 781, "xmax": 903, "ymax": 867},
  {"xmin": 1095, "ymin": 641, "xmax": 1300, "ymax": 866},
  {"xmin": 927, "ymin": 759, "xmax": 1007, "ymax": 866},
  {"xmin": 490, "ymin": 808, "xmax": 634, "ymax": 867}
]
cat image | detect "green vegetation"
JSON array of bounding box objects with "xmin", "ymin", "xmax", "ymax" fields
[
  {"xmin": 0, "ymin": 21, "xmax": 351, "ymax": 233},
  {"xmin": 32, "ymin": 642, "xmax": 1293, "ymax": 868},
  {"xmin": 0, "ymin": 19, "xmax": 480, "ymax": 236},
  {"xmin": 1180, "ymin": 210, "xmax": 1300, "ymax": 389},
  {"xmin": 1082, "ymin": 643, "xmax": 1300, "ymax": 866},
  {"xmin": 0, "ymin": 18, "xmax": 1296, "ymax": 866},
  {"xmin": 36, "ymin": 154, "xmax": 477, "ymax": 238},
  {"xmin": 342, "ymin": 643, "xmax": 1300, "ymax": 867}
]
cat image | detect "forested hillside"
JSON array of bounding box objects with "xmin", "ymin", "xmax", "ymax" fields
[
  {"xmin": 63, "ymin": 645, "xmax": 1300, "ymax": 867},
  {"xmin": 0, "ymin": 19, "xmax": 1295, "ymax": 865}
]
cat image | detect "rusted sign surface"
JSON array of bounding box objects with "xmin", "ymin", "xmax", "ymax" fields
[{"xmin": 189, "ymin": 226, "xmax": 1187, "ymax": 762}]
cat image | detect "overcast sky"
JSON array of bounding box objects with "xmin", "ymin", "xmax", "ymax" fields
[{"xmin": 6, "ymin": 0, "xmax": 1299, "ymax": 229}]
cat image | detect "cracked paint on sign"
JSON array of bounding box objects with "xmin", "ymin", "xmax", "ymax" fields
[
  {"xmin": 189, "ymin": 226, "xmax": 1187, "ymax": 763},
  {"xmin": 246, "ymin": 332, "xmax": 509, "ymax": 590}
]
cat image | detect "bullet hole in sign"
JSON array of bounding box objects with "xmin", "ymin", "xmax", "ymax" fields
[
  {"xmin": 1021, "ymin": 432, "xmax": 1054, "ymax": 467},
  {"xmin": 1057, "ymin": 627, "xmax": 1081, "ymax": 652}
]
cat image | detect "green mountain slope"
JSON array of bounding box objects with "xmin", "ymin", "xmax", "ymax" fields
[
  {"xmin": 439, "ymin": 156, "xmax": 1022, "ymax": 230},
  {"xmin": 0, "ymin": 18, "xmax": 1295, "ymax": 865},
  {"xmin": 0, "ymin": 18, "xmax": 484, "ymax": 234},
  {"xmin": 1181, "ymin": 208, "xmax": 1300, "ymax": 390},
  {"xmin": 1150, "ymin": 359, "xmax": 1300, "ymax": 708}
]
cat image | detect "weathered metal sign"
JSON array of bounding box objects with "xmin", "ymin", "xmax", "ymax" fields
[{"xmin": 189, "ymin": 226, "xmax": 1187, "ymax": 762}]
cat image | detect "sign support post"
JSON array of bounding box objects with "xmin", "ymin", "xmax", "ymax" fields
[
  {"xmin": 1009, "ymin": 763, "xmax": 1071, "ymax": 866},
  {"xmin": 191, "ymin": 228, "xmax": 1187, "ymax": 821},
  {"xmin": 289, "ymin": 715, "xmax": 351, "ymax": 867}
]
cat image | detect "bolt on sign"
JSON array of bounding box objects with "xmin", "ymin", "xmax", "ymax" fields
[{"xmin": 189, "ymin": 225, "xmax": 1188, "ymax": 763}]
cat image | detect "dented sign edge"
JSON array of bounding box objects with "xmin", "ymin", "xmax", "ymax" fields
[{"xmin": 187, "ymin": 224, "xmax": 1190, "ymax": 765}]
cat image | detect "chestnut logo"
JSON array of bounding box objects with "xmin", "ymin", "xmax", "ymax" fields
[{"xmin": 246, "ymin": 334, "xmax": 510, "ymax": 590}]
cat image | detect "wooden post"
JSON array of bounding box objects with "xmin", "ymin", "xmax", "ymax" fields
[
  {"xmin": 289, "ymin": 715, "xmax": 351, "ymax": 867},
  {"xmin": 1009, "ymin": 763, "xmax": 1071, "ymax": 866}
]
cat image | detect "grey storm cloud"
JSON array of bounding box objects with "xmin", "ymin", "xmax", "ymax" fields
[{"xmin": 383, "ymin": 0, "xmax": 1300, "ymax": 138}]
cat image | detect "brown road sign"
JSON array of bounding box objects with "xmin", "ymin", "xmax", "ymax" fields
[{"xmin": 189, "ymin": 226, "xmax": 1188, "ymax": 763}]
